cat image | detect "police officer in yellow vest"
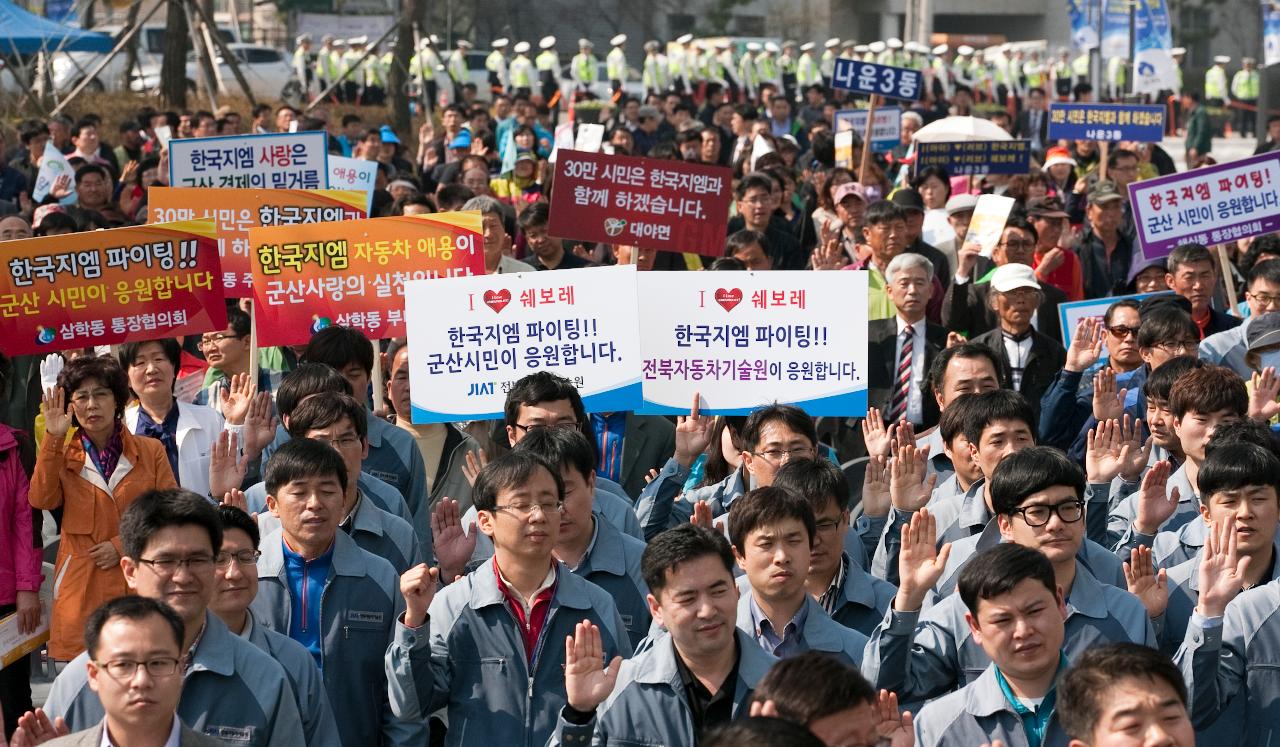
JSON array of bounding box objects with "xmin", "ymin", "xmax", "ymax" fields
[
  {"xmin": 820, "ymin": 38, "xmax": 839, "ymax": 87},
  {"xmin": 642, "ymin": 40, "xmax": 667, "ymax": 98},
  {"xmin": 1232, "ymin": 57, "xmax": 1260, "ymax": 137},
  {"xmin": 1052, "ymin": 48, "xmax": 1073, "ymax": 100},
  {"xmin": 486, "ymin": 38, "xmax": 509, "ymax": 96},
  {"xmin": 509, "ymin": 41, "xmax": 534, "ymax": 97},
  {"xmin": 1205, "ymin": 55, "xmax": 1229, "ymax": 107},
  {"xmin": 315, "ymin": 35, "xmax": 340, "ymax": 101},
  {"xmin": 796, "ymin": 42, "xmax": 820, "ymax": 95},
  {"xmin": 606, "ymin": 34, "xmax": 628, "ymax": 99},
  {"xmin": 292, "ymin": 34, "xmax": 314, "ymax": 101},
  {"xmin": 570, "ymin": 38, "xmax": 598, "ymax": 98},
  {"xmin": 361, "ymin": 40, "xmax": 387, "ymax": 105},
  {"xmin": 779, "ymin": 40, "xmax": 798, "ymax": 101},
  {"xmin": 411, "ymin": 36, "xmax": 443, "ymax": 112},
  {"xmin": 536, "ymin": 36, "xmax": 561, "ymax": 114},
  {"xmin": 447, "ymin": 39, "xmax": 471, "ymax": 103},
  {"xmin": 341, "ymin": 37, "xmax": 366, "ymax": 103}
]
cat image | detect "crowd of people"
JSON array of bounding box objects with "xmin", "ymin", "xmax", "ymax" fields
[{"xmin": 0, "ymin": 20, "xmax": 1278, "ymax": 747}]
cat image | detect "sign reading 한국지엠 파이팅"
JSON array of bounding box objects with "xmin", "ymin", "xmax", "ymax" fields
[
  {"xmin": 1128, "ymin": 150, "xmax": 1280, "ymax": 259},
  {"xmin": 830, "ymin": 58, "xmax": 924, "ymax": 101},
  {"xmin": 249, "ymin": 212, "xmax": 485, "ymax": 346},
  {"xmin": 168, "ymin": 131, "xmax": 329, "ymax": 190},
  {"xmin": 0, "ymin": 219, "xmax": 227, "ymax": 356},
  {"xmin": 1047, "ymin": 103, "xmax": 1166, "ymax": 142},
  {"xmin": 636, "ymin": 271, "xmax": 869, "ymax": 416},
  {"xmin": 834, "ymin": 108, "xmax": 901, "ymax": 153},
  {"xmin": 914, "ymin": 140, "xmax": 1031, "ymax": 176},
  {"xmin": 404, "ymin": 265, "xmax": 642, "ymax": 423},
  {"xmin": 547, "ymin": 150, "xmax": 732, "ymax": 257},
  {"xmin": 148, "ymin": 188, "xmax": 368, "ymax": 298}
]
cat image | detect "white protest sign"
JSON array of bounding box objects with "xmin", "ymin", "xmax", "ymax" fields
[
  {"xmin": 32, "ymin": 142, "xmax": 76, "ymax": 204},
  {"xmin": 329, "ymin": 156, "xmax": 378, "ymax": 213},
  {"xmin": 405, "ymin": 265, "xmax": 642, "ymax": 423},
  {"xmin": 835, "ymin": 130, "xmax": 854, "ymax": 169},
  {"xmin": 961, "ymin": 194, "xmax": 1017, "ymax": 258},
  {"xmin": 637, "ymin": 271, "xmax": 869, "ymax": 415},
  {"xmin": 167, "ymin": 131, "xmax": 329, "ymax": 189},
  {"xmin": 834, "ymin": 108, "xmax": 901, "ymax": 153},
  {"xmin": 574, "ymin": 123, "xmax": 605, "ymax": 153}
]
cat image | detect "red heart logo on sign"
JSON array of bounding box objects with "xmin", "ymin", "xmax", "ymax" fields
[
  {"xmin": 483, "ymin": 289, "xmax": 511, "ymax": 313},
  {"xmin": 714, "ymin": 288, "xmax": 743, "ymax": 312}
]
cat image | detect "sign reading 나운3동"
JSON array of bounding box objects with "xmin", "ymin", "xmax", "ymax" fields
[
  {"xmin": 548, "ymin": 150, "xmax": 732, "ymax": 256},
  {"xmin": 830, "ymin": 59, "xmax": 923, "ymax": 101}
]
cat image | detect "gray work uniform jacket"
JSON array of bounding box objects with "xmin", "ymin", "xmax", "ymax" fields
[
  {"xmin": 242, "ymin": 610, "xmax": 342, "ymax": 747},
  {"xmin": 734, "ymin": 584, "xmax": 869, "ymax": 666},
  {"xmin": 258, "ymin": 491, "xmax": 424, "ymax": 574},
  {"xmin": 914, "ymin": 664, "xmax": 1070, "ymax": 747}
]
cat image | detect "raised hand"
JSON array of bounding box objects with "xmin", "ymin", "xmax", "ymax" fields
[
  {"xmin": 241, "ymin": 392, "xmax": 277, "ymax": 458},
  {"xmin": 400, "ymin": 562, "xmax": 440, "ymax": 628},
  {"xmin": 810, "ymin": 226, "xmax": 846, "ymax": 270},
  {"xmin": 748, "ymin": 699, "xmax": 782, "ymax": 718},
  {"xmin": 50, "ymin": 174, "xmax": 72, "ymax": 200},
  {"xmin": 1065, "ymin": 316, "xmax": 1105, "ymax": 373},
  {"xmin": 1197, "ymin": 515, "xmax": 1251, "ymax": 618},
  {"xmin": 209, "ymin": 430, "xmax": 249, "ymax": 501},
  {"xmin": 220, "ymin": 487, "xmax": 251, "ymax": 516},
  {"xmin": 1123, "ymin": 545, "xmax": 1168, "ymax": 619},
  {"xmin": 1037, "ymin": 247, "xmax": 1066, "ymax": 276},
  {"xmin": 462, "ymin": 448, "xmax": 489, "ymax": 487},
  {"xmin": 889, "ymin": 442, "xmax": 936, "ymax": 512},
  {"xmin": 861, "ymin": 407, "xmax": 893, "ymax": 458},
  {"xmin": 1249, "ymin": 367, "xmax": 1280, "ymax": 421},
  {"xmin": 41, "ymin": 387, "xmax": 71, "ymax": 440},
  {"xmin": 11, "ymin": 708, "xmax": 70, "ymax": 747},
  {"xmin": 1117, "ymin": 418, "xmax": 1151, "ymax": 484},
  {"xmin": 564, "ymin": 620, "xmax": 623, "ymax": 712},
  {"xmin": 690, "ymin": 500, "xmax": 714, "ymax": 529},
  {"xmin": 219, "ymin": 372, "xmax": 255, "ymax": 426},
  {"xmin": 861, "ymin": 455, "xmax": 890, "ymax": 519},
  {"xmin": 945, "ymin": 331, "xmax": 967, "ymax": 348},
  {"xmin": 1132, "ymin": 460, "xmax": 1179, "ymax": 536},
  {"xmin": 674, "ymin": 393, "xmax": 715, "ymax": 468},
  {"xmin": 1092, "ymin": 367, "xmax": 1128, "ymax": 423},
  {"xmin": 1084, "ymin": 417, "xmax": 1134, "ymax": 484},
  {"xmin": 894, "ymin": 508, "xmax": 952, "ymax": 612},
  {"xmin": 875, "ymin": 690, "xmax": 915, "ymax": 747},
  {"xmin": 430, "ymin": 498, "xmax": 477, "ymax": 581},
  {"xmin": 38, "ymin": 353, "xmax": 64, "ymax": 391}
]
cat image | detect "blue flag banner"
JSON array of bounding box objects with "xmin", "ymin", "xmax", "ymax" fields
[
  {"xmin": 1266, "ymin": 0, "xmax": 1280, "ymax": 67},
  {"xmin": 914, "ymin": 140, "xmax": 1031, "ymax": 176},
  {"xmin": 830, "ymin": 59, "xmax": 924, "ymax": 101},
  {"xmin": 1068, "ymin": 0, "xmax": 1100, "ymax": 51},
  {"xmin": 1133, "ymin": 0, "xmax": 1177, "ymax": 93},
  {"xmin": 1047, "ymin": 103, "xmax": 1166, "ymax": 141},
  {"xmin": 1101, "ymin": 0, "xmax": 1131, "ymax": 59}
]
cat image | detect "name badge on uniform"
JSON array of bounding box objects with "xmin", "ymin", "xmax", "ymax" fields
[
  {"xmin": 620, "ymin": 614, "xmax": 634, "ymax": 628},
  {"xmin": 205, "ymin": 725, "xmax": 253, "ymax": 743},
  {"xmin": 348, "ymin": 610, "xmax": 384, "ymax": 623}
]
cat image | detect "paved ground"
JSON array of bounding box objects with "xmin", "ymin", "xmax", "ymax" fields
[{"xmin": 1163, "ymin": 133, "xmax": 1259, "ymax": 170}]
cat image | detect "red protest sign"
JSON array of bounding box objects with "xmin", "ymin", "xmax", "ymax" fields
[{"xmin": 548, "ymin": 150, "xmax": 731, "ymax": 256}]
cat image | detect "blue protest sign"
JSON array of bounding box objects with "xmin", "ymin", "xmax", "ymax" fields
[
  {"xmin": 1047, "ymin": 103, "xmax": 1166, "ymax": 142},
  {"xmin": 834, "ymin": 108, "xmax": 901, "ymax": 153},
  {"xmin": 914, "ymin": 140, "xmax": 1031, "ymax": 176},
  {"xmin": 830, "ymin": 59, "xmax": 923, "ymax": 101}
]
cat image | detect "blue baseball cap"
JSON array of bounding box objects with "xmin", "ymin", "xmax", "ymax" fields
[{"xmin": 379, "ymin": 124, "xmax": 400, "ymax": 144}]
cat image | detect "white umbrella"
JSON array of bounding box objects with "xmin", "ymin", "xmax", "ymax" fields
[{"xmin": 912, "ymin": 116, "xmax": 1012, "ymax": 143}]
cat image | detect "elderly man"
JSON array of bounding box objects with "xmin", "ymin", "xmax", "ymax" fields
[{"xmin": 969, "ymin": 263, "xmax": 1067, "ymax": 414}]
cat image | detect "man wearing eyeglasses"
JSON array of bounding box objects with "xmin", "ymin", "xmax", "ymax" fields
[
  {"xmin": 193, "ymin": 303, "xmax": 282, "ymax": 416},
  {"xmin": 30, "ymin": 596, "xmax": 228, "ymax": 747},
  {"xmin": 387, "ymin": 450, "xmax": 631, "ymax": 747},
  {"xmin": 864, "ymin": 447, "xmax": 1157, "ymax": 706},
  {"xmin": 254, "ymin": 437, "xmax": 423, "ymax": 747},
  {"xmin": 1200, "ymin": 260, "xmax": 1280, "ymax": 378},
  {"xmin": 39, "ymin": 489, "xmax": 306, "ymax": 746}
]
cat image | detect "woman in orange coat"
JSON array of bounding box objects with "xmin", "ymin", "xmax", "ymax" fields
[{"xmin": 29, "ymin": 355, "xmax": 176, "ymax": 661}]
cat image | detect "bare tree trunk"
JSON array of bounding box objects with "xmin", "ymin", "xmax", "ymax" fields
[
  {"xmin": 161, "ymin": 0, "xmax": 191, "ymax": 108},
  {"xmin": 119, "ymin": 0, "xmax": 142, "ymax": 91},
  {"xmin": 388, "ymin": 0, "xmax": 418, "ymax": 138}
]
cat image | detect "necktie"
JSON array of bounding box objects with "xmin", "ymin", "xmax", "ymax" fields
[{"xmin": 888, "ymin": 326, "xmax": 913, "ymax": 423}]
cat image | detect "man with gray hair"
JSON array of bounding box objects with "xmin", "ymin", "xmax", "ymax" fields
[
  {"xmin": 462, "ymin": 195, "xmax": 534, "ymax": 274},
  {"xmin": 868, "ymin": 252, "xmax": 947, "ymax": 429}
]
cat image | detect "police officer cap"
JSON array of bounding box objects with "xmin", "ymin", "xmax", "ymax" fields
[
  {"xmin": 800, "ymin": 42, "xmax": 815, "ymax": 52},
  {"xmin": 492, "ymin": 38, "xmax": 509, "ymax": 49},
  {"xmin": 332, "ymin": 39, "xmax": 347, "ymax": 48},
  {"xmin": 746, "ymin": 42, "xmax": 762, "ymax": 52},
  {"xmin": 296, "ymin": 33, "xmax": 312, "ymax": 44},
  {"xmin": 457, "ymin": 39, "xmax": 473, "ymax": 48},
  {"xmin": 611, "ymin": 34, "xmax": 627, "ymax": 46},
  {"xmin": 348, "ymin": 35, "xmax": 367, "ymax": 45},
  {"xmin": 676, "ymin": 34, "xmax": 694, "ymax": 44},
  {"xmin": 539, "ymin": 36, "xmax": 557, "ymax": 50},
  {"xmin": 764, "ymin": 42, "xmax": 779, "ymax": 53},
  {"xmin": 644, "ymin": 40, "xmax": 660, "ymax": 51},
  {"xmin": 887, "ymin": 38, "xmax": 903, "ymax": 49},
  {"xmin": 854, "ymin": 45, "xmax": 869, "ymax": 54},
  {"xmin": 1171, "ymin": 47, "xmax": 1186, "ymax": 55},
  {"xmin": 321, "ymin": 34, "xmax": 335, "ymax": 43},
  {"xmin": 869, "ymin": 41, "xmax": 886, "ymax": 53},
  {"xmin": 932, "ymin": 43, "xmax": 948, "ymax": 55},
  {"xmin": 1214, "ymin": 55, "xmax": 1230, "ymax": 64},
  {"xmin": 429, "ymin": 34, "xmax": 440, "ymax": 44},
  {"xmin": 824, "ymin": 38, "xmax": 841, "ymax": 49},
  {"xmin": 783, "ymin": 40, "xmax": 797, "ymax": 48},
  {"xmin": 579, "ymin": 38, "xmax": 593, "ymax": 48},
  {"xmin": 514, "ymin": 41, "xmax": 530, "ymax": 54},
  {"xmin": 957, "ymin": 45, "xmax": 974, "ymax": 56}
]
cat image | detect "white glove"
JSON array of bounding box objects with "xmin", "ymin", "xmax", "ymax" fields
[{"xmin": 39, "ymin": 353, "xmax": 64, "ymax": 392}]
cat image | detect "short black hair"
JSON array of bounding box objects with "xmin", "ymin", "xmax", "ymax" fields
[
  {"xmin": 1103, "ymin": 298, "xmax": 1141, "ymax": 326},
  {"xmin": 750, "ymin": 652, "xmax": 876, "ymax": 724},
  {"xmin": 641, "ymin": 524, "xmax": 735, "ymax": 594},
  {"xmin": 710, "ymin": 257, "xmax": 747, "ymax": 271},
  {"xmin": 217, "ymin": 505, "xmax": 260, "ymax": 549},
  {"xmin": 511, "ymin": 425, "xmax": 595, "ymax": 481},
  {"xmin": 84, "ymin": 596, "xmax": 184, "ymax": 659},
  {"xmin": 735, "ymin": 172, "xmax": 774, "ymax": 200},
  {"xmin": 771, "ymin": 458, "xmax": 850, "ymax": 512},
  {"xmin": 1241, "ymin": 235, "xmax": 1280, "ymax": 275},
  {"xmin": 1248, "ymin": 258, "xmax": 1280, "ymax": 289},
  {"xmin": 1143, "ymin": 355, "xmax": 1203, "ymax": 401},
  {"xmin": 727, "ymin": 486, "xmax": 816, "ymax": 552},
  {"xmin": 1205, "ymin": 418, "xmax": 1280, "ymax": 457},
  {"xmin": 740, "ymin": 403, "xmax": 817, "ymax": 452},
  {"xmin": 726, "ymin": 228, "xmax": 768, "ymax": 258},
  {"xmin": 1003, "ymin": 214, "xmax": 1038, "ymax": 244},
  {"xmin": 286, "ymin": 391, "xmax": 368, "ymax": 441},
  {"xmin": 989, "ymin": 446, "xmax": 1086, "ymax": 515},
  {"xmin": 304, "ymin": 325, "xmax": 374, "ymax": 376},
  {"xmin": 516, "ymin": 200, "xmax": 551, "ymax": 231},
  {"xmin": 1169, "ymin": 365, "xmax": 1247, "ymax": 420},
  {"xmin": 74, "ymin": 164, "xmax": 109, "ymax": 186},
  {"xmin": 939, "ymin": 392, "xmax": 980, "ymax": 445},
  {"xmin": 264, "ymin": 437, "xmax": 349, "ymax": 497},
  {"xmin": 1198, "ymin": 441, "xmax": 1280, "ymax": 504},
  {"xmin": 1057, "ymin": 643, "xmax": 1189, "ymax": 740},
  {"xmin": 1166, "ymin": 242, "xmax": 1215, "ymax": 276},
  {"xmin": 503, "ymin": 371, "xmax": 586, "ymax": 428},
  {"xmin": 18, "ymin": 118, "xmax": 49, "ymax": 145},
  {"xmin": 58, "ymin": 354, "xmax": 130, "ymax": 422},
  {"xmin": 1106, "ymin": 147, "xmax": 1138, "ymax": 169},
  {"xmin": 225, "ymin": 301, "xmax": 251, "ymax": 338},
  {"xmin": 929, "ymin": 342, "xmax": 1003, "ymax": 394},
  {"xmin": 120, "ymin": 488, "xmax": 223, "ymax": 560},
  {"xmin": 276, "ymin": 363, "xmax": 354, "ymax": 417},
  {"xmin": 1136, "ymin": 304, "xmax": 1197, "ymax": 351},
  {"xmin": 961, "ymin": 389, "xmax": 1036, "ymax": 446},
  {"xmin": 957, "ymin": 543, "xmax": 1057, "ymax": 617},
  {"xmin": 117, "ymin": 338, "xmax": 182, "ymax": 393},
  {"xmin": 862, "ymin": 200, "xmax": 906, "ymax": 227},
  {"xmin": 472, "ymin": 450, "xmax": 564, "ymax": 512},
  {"xmin": 703, "ymin": 717, "xmax": 825, "ymax": 747}
]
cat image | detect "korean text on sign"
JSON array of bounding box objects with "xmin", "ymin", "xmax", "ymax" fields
[
  {"xmin": 149, "ymin": 188, "xmax": 367, "ymax": 298},
  {"xmin": 547, "ymin": 150, "xmax": 732, "ymax": 256},
  {"xmin": 167, "ymin": 131, "xmax": 329, "ymax": 189},
  {"xmin": 833, "ymin": 108, "xmax": 901, "ymax": 153},
  {"xmin": 0, "ymin": 219, "xmax": 227, "ymax": 356},
  {"xmin": 404, "ymin": 265, "xmax": 642, "ymax": 423},
  {"xmin": 1046, "ymin": 103, "xmax": 1166, "ymax": 142},
  {"xmin": 914, "ymin": 140, "xmax": 1032, "ymax": 176},
  {"xmin": 1128, "ymin": 150, "xmax": 1280, "ymax": 259},
  {"xmin": 249, "ymin": 211, "xmax": 485, "ymax": 346},
  {"xmin": 637, "ymin": 271, "xmax": 869, "ymax": 416},
  {"xmin": 830, "ymin": 59, "xmax": 923, "ymax": 101}
]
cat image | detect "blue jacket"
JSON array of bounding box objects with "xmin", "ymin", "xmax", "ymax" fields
[
  {"xmin": 243, "ymin": 609, "xmax": 342, "ymax": 747},
  {"xmin": 252, "ymin": 529, "xmax": 422, "ymax": 747},
  {"xmin": 385, "ymin": 559, "xmax": 633, "ymax": 747},
  {"xmin": 257, "ymin": 490, "xmax": 424, "ymax": 574},
  {"xmin": 45, "ymin": 612, "xmax": 305, "ymax": 747},
  {"xmin": 550, "ymin": 629, "xmax": 775, "ymax": 746},
  {"xmin": 914, "ymin": 664, "xmax": 1070, "ymax": 747},
  {"xmin": 735, "ymin": 582, "xmax": 869, "ymax": 666},
  {"xmin": 1108, "ymin": 462, "xmax": 1198, "ymax": 552},
  {"xmin": 569, "ymin": 517, "xmax": 652, "ymax": 647},
  {"xmin": 826, "ymin": 552, "xmax": 898, "ymax": 637}
]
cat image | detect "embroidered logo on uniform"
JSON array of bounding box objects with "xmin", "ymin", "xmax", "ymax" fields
[
  {"xmin": 205, "ymin": 725, "xmax": 253, "ymax": 742},
  {"xmin": 348, "ymin": 610, "xmax": 384, "ymax": 623}
]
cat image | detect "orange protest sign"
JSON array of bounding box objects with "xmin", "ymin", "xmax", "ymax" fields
[
  {"xmin": 148, "ymin": 187, "xmax": 368, "ymax": 298},
  {"xmin": 249, "ymin": 212, "xmax": 485, "ymax": 346},
  {"xmin": 0, "ymin": 218, "xmax": 226, "ymax": 356}
]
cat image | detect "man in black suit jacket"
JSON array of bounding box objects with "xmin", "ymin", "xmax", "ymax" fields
[
  {"xmin": 866, "ymin": 252, "xmax": 949, "ymax": 430},
  {"xmin": 1014, "ymin": 86, "xmax": 1050, "ymax": 158},
  {"xmin": 968, "ymin": 263, "xmax": 1066, "ymax": 417}
]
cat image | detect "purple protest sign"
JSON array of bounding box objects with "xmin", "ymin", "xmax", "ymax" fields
[{"xmin": 1128, "ymin": 150, "xmax": 1280, "ymax": 259}]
